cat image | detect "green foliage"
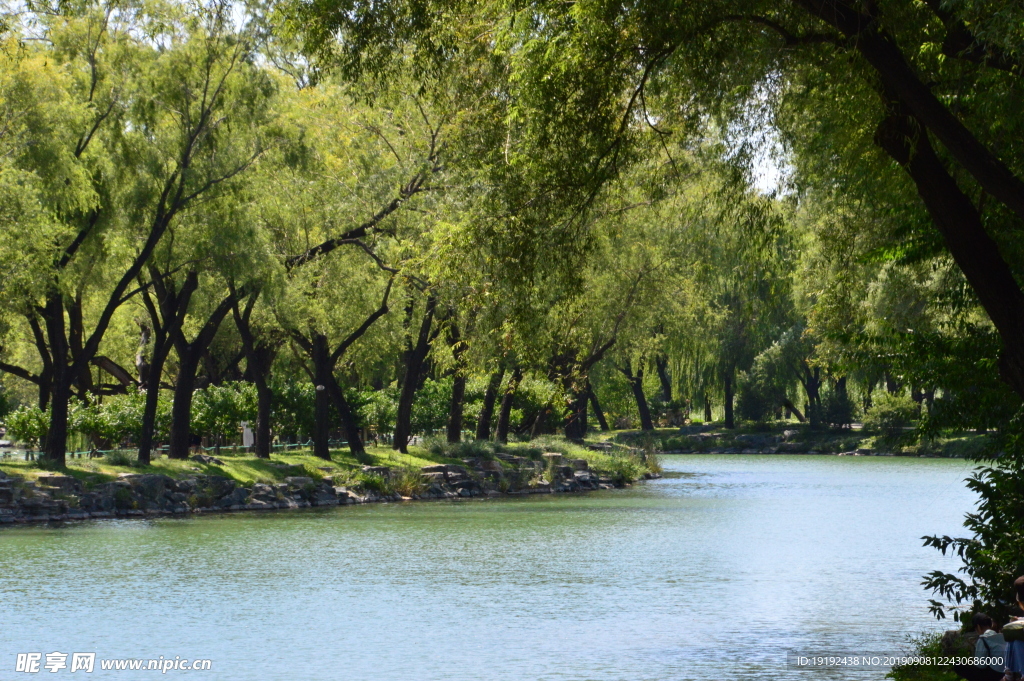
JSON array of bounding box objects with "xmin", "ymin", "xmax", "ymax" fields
[
  {"xmin": 735, "ymin": 371, "xmax": 775, "ymax": 423},
  {"xmin": 886, "ymin": 633, "xmax": 963, "ymax": 681},
  {"xmin": 104, "ymin": 450, "xmax": 137, "ymax": 467},
  {"xmin": 4, "ymin": 406, "xmax": 49, "ymax": 447},
  {"xmin": 411, "ymin": 377, "xmax": 452, "ymax": 434},
  {"xmin": 864, "ymin": 393, "xmax": 920, "ymax": 448},
  {"xmin": 192, "ymin": 383, "xmax": 257, "ymax": 446},
  {"xmin": 821, "ymin": 386, "xmax": 856, "ymax": 430},
  {"xmin": 69, "ymin": 389, "xmax": 170, "ymax": 447},
  {"xmin": 271, "ymin": 381, "xmax": 316, "ymax": 441},
  {"xmin": 922, "ymin": 418, "xmax": 1024, "ymax": 624},
  {"xmin": 356, "ymin": 468, "xmax": 428, "ymax": 496},
  {"xmin": 359, "ymin": 386, "xmax": 398, "ymax": 435}
]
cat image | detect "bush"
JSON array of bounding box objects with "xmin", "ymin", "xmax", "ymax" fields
[
  {"xmin": 864, "ymin": 392, "xmax": 919, "ymax": 447},
  {"xmin": 735, "ymin": 372, "xmax": 774, "ymax": 423},
  {"xmin": 886, "ymin": 632, "xmax": 963, "ymax": 681},
  {"xmin": 103, "ymin": 450, "xmax": 136, "ymax": 467},
  {"xmin": 359, "ymin": 385, "xmax": 398, "ymax": 436},
  {"xmin": 4, "ymin": 406, "xmax": 49, "ymax": 447},
  {"xmin": 192, "ymin": 382, "xmax": 256, "ymax": 448},
  {"xmin": 821, "ymin": 387, "xmax": 856, "ymax": 430},
  {"xmin": 411, "ymin": 377, "xmax": 452, "ymax": 434},
  {"xmin": 426, "ymin": 437, "xmax": 501, "ymax": 460},
  {"xmin": 357, "ymin": 469, "xmax": 427, "ymax": 496}
]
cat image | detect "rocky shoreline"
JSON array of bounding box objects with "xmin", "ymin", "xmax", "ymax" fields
[
  {"xmin": 657, "ymin": 429, "xmax": 953, "ymax": 457},
  {"xmin": 0, "ymin": 452, "xmax": 659, "ymax": 526}
]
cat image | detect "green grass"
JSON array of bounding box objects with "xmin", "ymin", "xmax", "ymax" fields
[{"xmin": 0, "ymin": 444, "xmax": 464, "ymax": 488}]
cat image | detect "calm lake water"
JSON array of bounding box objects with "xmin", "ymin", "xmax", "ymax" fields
[{"xmin": 1, "ymin": 455, "xmax": 977, "ymax": 680}]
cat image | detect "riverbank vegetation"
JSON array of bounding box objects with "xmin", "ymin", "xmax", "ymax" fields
[{"xmin": 1, "ymin": 0, "xmax": 1024, "ymax": 633}]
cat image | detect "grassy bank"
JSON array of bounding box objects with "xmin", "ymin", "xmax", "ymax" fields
[
  {"xmin": 607, "ymin": 422, "xmax": 993, "ymax": 458},
  {"xmin": 0, "ymin": 434, "xmax": 660, "ymax": 491}
]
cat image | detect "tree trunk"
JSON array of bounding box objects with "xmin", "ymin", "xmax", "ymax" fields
[
  {"xmin": 232, "ymin": 293, "xmax": 274, "ymax": 459},
  {"xmin": 588, "ymin": 382, "xmax": 610, "ymax": 431},
  {"xmin": 167, "ymin": 291, "xmax": 238, "ymax": 459},
  {"xmin": 325, "ymin": 372, "xmax": 366, "ymax": 459},
  {"xmin": 42, "ymin": 296, "xmax": 69, "ymax": 466},
  {"xmin": 447, "ymin": 374, "xmax": 466, "ymax": 443},
  {"xmin": 563, "ymin": 386, "xmax": 588, "ymax": 441},
  {"xmin": 655, "ymin": 356, "xmax": 672, "ymax": 402},
  {"xmin": 495, "ymin": 367, "xmax": 522, "ymax": 444},
  {"xmin": 531, "ymin": 397, "xmax": 553, "ymax": 439},
  {"xmin": 619, "ymin": 358, "xmax": 654, "ymax": 431},
  {"xmin": 446, "ymin": 320, "xmax": 467, "ymax": 444},
  {"xmin": 631, "ymin": 362, "xmax": 654, "ymax": 431},
  {"xmin": 137, "ymin": 334, "xmax": 170, "ymax": 465},
  {"xmin": 168, "ymin": 349, "xmax": 200, "ymax": 459},
  {"xmin": 475, "ymin": 368, "xmax": 504, "ymax": 440},
  {"xmin": 704, "ymin": 393, "xmax": 712, "ymax": 422},
  {"xmin": 875, "ymin": 109, "xmax": 1024, "ymax": 398},
  {"xmin": 393, "ymin": 296, "xmax": 436, "ymax": 453},
  {"xmin": 311, "ymin": 334, "xmax": 332, "ymax": 461},
  {"xmin": 724, "ymin": 372, "xmax": 735, "ymax": 430},
  {"xmin": 254, "ymin": 378, "xmax": 273, "ymax": 457}
]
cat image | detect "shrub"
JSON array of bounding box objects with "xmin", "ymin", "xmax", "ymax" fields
[
  {"xmin": 4, "ymin": 406, "xmax": 49, "ymax": 447},
  {"xmin": 864, "ymin": 392, "xmax": 919, "ymax": 447},
  {"xmin": 358, "ymin": 473, "xmax": 390, "ymax": 495},
  {"xmin": 735, "ymin": 372, "xmax": 774, "ymax": 423},
  {"xmin": 104, "ymin": 450, "xmax": 136, "ymax": 467},
  {"xmin": 821, "ymin": 387, "xmax": 856, "ymax": 430},
  {"xmin": 426, "ymin": 437, "xmax": 502, "ymax": 460},
  {"xmin": 886, "ymin": 632, "xmax": 963, "ymax": 681},
  {"xmin": 392, "ymin": 468, "xmax": 429, "ymax": 497}
]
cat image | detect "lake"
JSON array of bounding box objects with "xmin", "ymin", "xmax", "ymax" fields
[{"xmin": 0, "ymin": 455, "xmax": 977, "ymax": 679}]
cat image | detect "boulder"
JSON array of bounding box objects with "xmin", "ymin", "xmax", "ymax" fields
[
  {"xmin": 38, "ymin": 475, "xmax": 80, "ymax": 493},
  {"xmin": 216, "ymin": 486, "xmax": 250, "ymax": 508},
  {"xmin": 283, "ymin": 476, "xmax": 314, "ymax": 488},
  {"xmin": 197, "ymin": 475, "xmax": 236, "ymax": 499},
  {"xmin": 360, "ymin": 466, "xmax": 392, "ymax": 478},
  {"xmin": 541, "ymin": 452, "xmax": 563, "ymax": 464},
  {"xmin": 133, "ymin": 474, "xmax": 175, "ymax": 500},
  {"xmin": 570, "ymin": 459, "xmax": 589, "ymax": 471},
  {"xmin": 191, "ymin": 454, "xmax": 225, "ymax": 465},
  {"xmin": 555, "ymin": 465, "xmax": 575, "ymax": 480}
]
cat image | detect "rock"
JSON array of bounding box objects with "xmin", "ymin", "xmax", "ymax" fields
[
  {"xmin": 216, "ymin": 487, "xmax": 250, "ymax": 508},
  {"xmin": 555, "ymin": 465, "xmax": 575, "ymax": 479},
  {"xmin": 38, "ymin": 475, "xmax": 80, "ymax": 493},
  {"xmin": 133, "ymin": 474, "xmax": 175, "ymax": 500},
  {"xmin": 199, "ymin": 475, "xmax": 236, "ymax": 498},
  {"xmin": 541, "ymin": 452, "xmax": 563, "ymax": 464},
  {"xmin": 477, "ymin": 460, "xmax": 503, "ymax": 473},
  {"xmin": 173, "ymin": 479, "xmax": 196, "ymax": 494},
  {"xmin": 360, "ymin": 466, "xmax": 392, "ymax": 478},
  {"xmin": 284, "ymin": 476, "xmax": 314, "ymax": 488},
  {"xmin": 570, "ymin": 459, "xmax": 589, "ymax": 471},
  {"xmin": 191, "ymin": 454, "xmax": 225, "ymax": 465},
  {"xmin": 420, "ymin": 464, "xmax": 468, "ymax": 483}
]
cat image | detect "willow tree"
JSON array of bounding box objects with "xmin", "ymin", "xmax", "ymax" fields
[{"xmin": 0, "ymin": 2, "xmax": 275, "ymax": 464}]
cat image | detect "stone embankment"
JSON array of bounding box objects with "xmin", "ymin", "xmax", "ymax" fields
[
  {"xmin": 0, "ymin": 451, "xmax": 655, "ymax": 525},
  {"xmin": 664, "ymin": 429, "xmax": 890, "ymax": 455}
]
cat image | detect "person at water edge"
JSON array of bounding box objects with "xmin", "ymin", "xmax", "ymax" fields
[
  {"xmin": 953, "ymin": 613, "xmax": 1006, "ymax": 681},
  {"xmin": 1000, "ymin": 577, "xmax": 1024, "ymax": 681}
]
